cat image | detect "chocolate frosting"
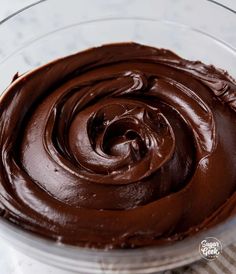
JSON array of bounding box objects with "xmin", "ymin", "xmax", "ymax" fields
[{"xmin": 1, "ymin": 43, "xmax": 236, "ymax": 249}]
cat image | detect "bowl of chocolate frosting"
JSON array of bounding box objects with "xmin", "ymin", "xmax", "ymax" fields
[{"xmin": 0, "ymin": 0, "xmax": 236, "ymax": 273}]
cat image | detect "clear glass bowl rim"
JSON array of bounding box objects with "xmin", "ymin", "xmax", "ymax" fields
[{"xmin": 0, "ymin": 0, "xmax": 235, "ymax": 26}]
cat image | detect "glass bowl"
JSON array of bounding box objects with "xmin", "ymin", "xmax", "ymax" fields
[{"xmin": 0, "ymin": 0, "xmax": 236, "ymax": 273}]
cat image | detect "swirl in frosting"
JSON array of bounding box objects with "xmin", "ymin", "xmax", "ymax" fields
[{"xmin": 1, "ymin": 43, "xmax": 236, "ymax": 248}]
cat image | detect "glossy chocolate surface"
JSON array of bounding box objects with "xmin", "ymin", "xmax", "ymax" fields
[{"xmin": 1, "ymin": 43, "xmax": 236, "ymax": 248}]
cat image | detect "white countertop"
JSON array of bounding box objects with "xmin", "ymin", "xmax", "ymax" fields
[
  {"xmin": 0, "ymin": 1, "xmax": 235, "ymax": 274},
  {"xmin": 1, "ymin": 0, "xmax": 236, "ymax": 22}
]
